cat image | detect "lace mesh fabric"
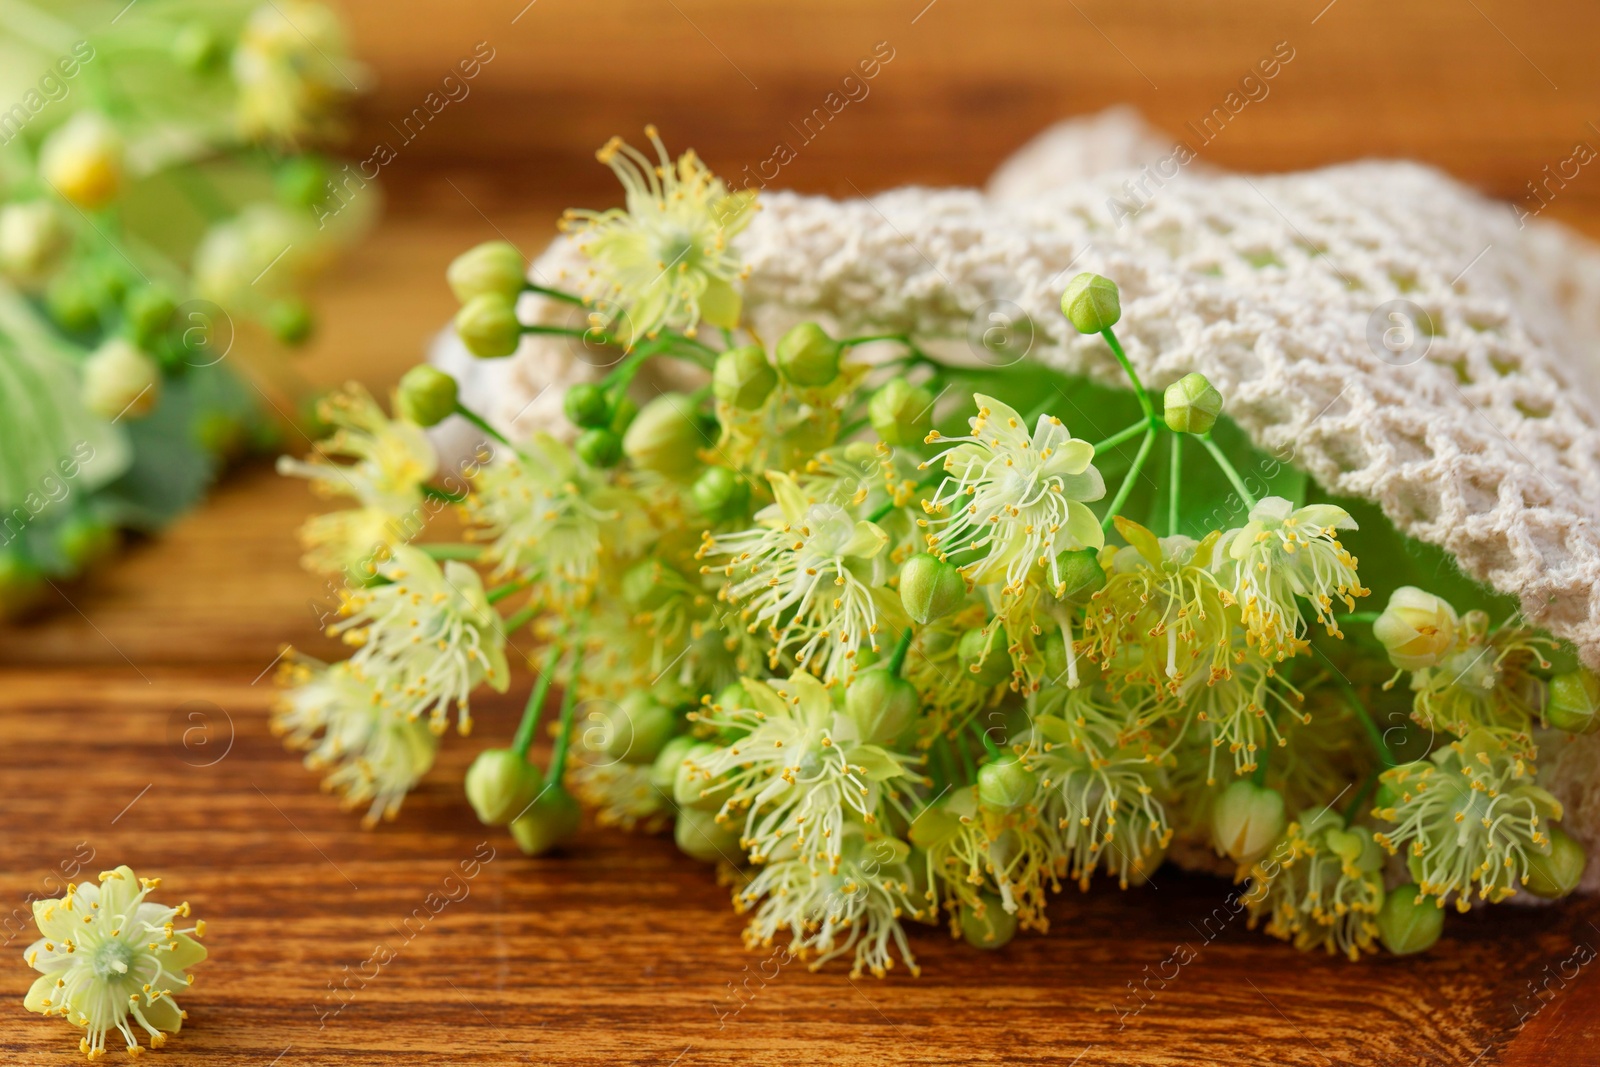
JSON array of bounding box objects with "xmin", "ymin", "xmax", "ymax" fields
[{"xmin": 433, "ymin": 111, "xmax": 1600, "ymax": 882}]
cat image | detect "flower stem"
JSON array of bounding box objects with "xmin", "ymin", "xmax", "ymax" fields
[
  {"xmin": 886, "ymin": 626, "xmax": 915, "ymax": 676},
  {"xmin": 839, "ymin": 332, "xmax": 909, "ymax": 347},
  {"xmin": 522, "ymin": 283, "xmax": 585, "ymax": 306},
  {"xmin": 1099, "ymin": 326, "xmax": 1154, "ymax": 421},
  {"xmin": 453, "ymin": 402, "xmax": 514, "ymax": 449},
  {"xmin": 1337, "ymin": 611, "xmax": 1381, "ymax": 625},
  {"xmin": 511, "ymin": 645, "xmax": 563, "ymax": 759},
  {"xmin": 1091, "ymin": 419, "xmax": 1151, "ymax": 455},
  {"xmin": 1100, "ymin": 430, "xmax": 1156, "ymax": 532},
  {"xmin": 1168, "ymin": 432, "xmax": 1182, "ymax": 538},
  {"xmin": 519, "ymin": 324, "xmax": 591, "ymax": 339},
  {"xmin": 1200, "ymin": 434, "xmax": 1256, "ymax": 511},
  {"xmin": 420, "ymin": 543, "xmax": 481, "ymax": 561},
  {"xmin": 422, "ymin": 485, "xmax": 467, "ymax": 504},
  {"xmin": 1342, "ymin": 770, "xmax": 1381, "ymax": 823},
  {"xmin": 1330, "ymin": 671, "xmax": 1399, "ymax": 768},
  {"xmin": 547, "ymin": 640, "xmax": 587, "ymax": 782},
  {"xmin": 501, "ymin": 603, "xmax": 538, "ymax": 633},
  {"xmin": 487, "ymin": 577, "xmax": 532, "ymax": 605}
]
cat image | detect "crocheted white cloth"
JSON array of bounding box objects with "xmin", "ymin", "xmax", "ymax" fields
[{"xmin": 432, "ymin": 109, "xmax": 1600, "ymax": 882}]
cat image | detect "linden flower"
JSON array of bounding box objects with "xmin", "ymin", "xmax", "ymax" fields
[
  {"xmin": 1213, "ymin": 497, "xmax": 1368, "ymax": 660},
  {"xmin": 736, "ymin": 828, "xmax": 925, "ymax": 978},
  {"xmin": 233, "ymin": 1, "xmax": 354, "ymax": 145},
  {"xmin": 330, "ymin": 545, "xmax": 510, "ymax": 735},
  {"xmin": 1403, "ymin": 611, "xmax": 1551, "ymax": 742},
  {"xmin": 910, "ymin": 788, "xmax": 1057, "ymax": 932},
  {"xmin": 273, "ymin": 654, "xmax": 439, "ymax": 826},
  {"xmin": 1243, "ymin": 808, "xmax": 1385, "ymax": 961},
  {"xmin": 466, "ymin": 434, "xmax": 652, "ymax": 595},
  {"xmin": 1373, "ymin": 729, "xmax": 1564, "ymax": 910},
  {"xmin": 23, "ymin": 866, "xmax": 206, "ymax": 1060},
  {"xmin": 561, "ymin": 126, "xmax": 757, "ymax": 341},
  {"xmin": 698, "ymin": 471, "xmax": 896, "ymax": 684},
  {"xmin": 684, "ymin": 672, "xmax": 919, "ymax": 870},
  {"xmin": 277, "ymin": 384, "xmax": 437, "ymax": 577},
  {"xmin": 920, "ymin": 395, "xmax": 1105, "ymax": 596}
]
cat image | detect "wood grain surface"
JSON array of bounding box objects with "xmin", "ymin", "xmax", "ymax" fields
[{"xmin": 7, "ymin": 0, "xmax": 1600, "ymax": 1062}]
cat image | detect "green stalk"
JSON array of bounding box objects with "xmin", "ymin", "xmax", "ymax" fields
[
  {"xmin": 547, "ymin": 642, "xmax": 587, "ymax": 781},
  {"xmin": 501, "ymin": 603, "xmax": 538, "ymax": 634},
  {"xmin": 487, "ymin": 577, "xmax": 532, "ymax": 605},
  {"xmin": 511, "ymin": 645, "xmax": 563, "ymax": 759},
  {"xmin": 1342, "ymin": 770, "xmax": 1381, "ymax": 823},
  {"xmin": 453, "ymin": 402, "xmax": 514, "ymax": 449},
  {"xmin": 1200, "ymin": 435, "xmax": 1256, "ymax": 511},
  {"xmin": 1099, "ymin": 326, "xmax": 1154, "ymax": 420},
  {"xmin": 522, "ymin": 283, "xmax": 586, "ymax": 306},
  {"xmin": 1330, "ymin": 671, "xmax": 1398, "ymax": 768},
  {"xmin": 886, "ymin": 626, "xmax": 915, "ymax": 676},
  {"xmin": 422, "ymin": 485, "xmax": 467, "ymax": 504},
  {"xmin": 1091, "ymin": 419, "xmax": 1151, "ymax": 455},
  {"xmin": 1168, "ymin": 432, "xmax": 1182, "ymax": 537},
  {"xmin": 1099, "ymin": 430, "xmax": 1156, "ymax": 532},
  {"xmin": 839, "ymin": 332, "xmax": 909, "ymax": 347}
]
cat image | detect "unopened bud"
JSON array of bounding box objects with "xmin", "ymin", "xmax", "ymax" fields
[
  {"xmin": 56, "ymin": 514, "xmax": 118, "ymax": 571},
  {"xmin": 648, "ymin": 734, "xmax": 697, "ymax": 795},
  {"xmin": 959, "ymin": 893, "xmax": 1017, "ymax": 949},
  {"xmin": 1053, "ymin": 547, "xmax": 1105, "ymax": 601},
  {"xmin": 622, "ymin": 393, "xmax": 704, "ymax": 479},
  {"xmin": 674, "ymin": 806, "xmax": 741, "ymax": 863},
  {"xmin": 899, "ymin": 553, "xmax": 965, "ymax": 624},
  {"xmin": 446, "ymin": 240, "xmax": 526, "ymax": 304},
  {"xmin": 83, "ymin": 339, "xmax": 159, "ymax": 420},
  {"xmin": 575, "ymin": 427, "xmax": 623, "ymax": 469},
  {"xmin": 844, "ymin": 670, "xmax": 918, "ymax": 746},
  {"xmin": 1523, "ymin": 827, "xmax": 1586, "ymax": 899},
  {"xmin": 40, "ymin": 112, "xmax": 124, "ymax": 210},
  {"xmin": 1376, "ymin": 883, "xmax": 1443, "ymax": 955},
  {"xmin": 396, "ymin": 365, "xmax": 459, "ymax": 427},
  {"xmin": 563, "ymin": 383, "xmax": 611, "ymax": 429},
  {"xmin": 690, "ymin": 465, "xmax": 749, "ymax": 522},
  {"xmin": 673, "ymin": 741, "xmax": 733, "ymax": 811},
  {"xmin": 1162, "ymin": 372, "xmax": 1223, "ymax": 435},
  {"xmin": 0, "ymin": 201, "xmax": 67, "ymax": 281},
  {"xmin": 267, "ymin": 299, "xmax": 314, "ymax": 346},
  {"xmin": 172, "ymin": 22, "xmax": 225, "ymax": 73},
  {"xmin": 1373, "ymin": 586, "xmax": 1459, "ymax": 671},
  {"xmin": 977, "ymin": 754, "xmax": 1037, "ymax": 812},
  {"xmin": 464, "ymin": 748, "xmax": 543, "ymax": 826},
  {"xmin": 581, "ymin": 692, "xmax": 676, "ymax": 765},
  {"xmin": 1546, "ymin": 670, "xmax": 1600, "ymax": 735},
  {"xmin": 508, "ymin": 786, "xmax": 581, "ymax": 855},
  {"xmin": 1210, "ymin": 779, "xmax": 1286, "ymax": 865},
  {"xmin": 454, "ymin": 293, "xmax": 521, "ymax": 358},
  {"xmin": 1059, "ymin": 272, "xmax": 1120, "ymax": 334},
  {"xmin": 868, "ymin": 378, "xmax": 935, "ymax": 446},
  {"xmin": 124, "ymin": 286, "xmax": 177, "ymax": 349},
  {"xmin": 958, "ymin": 628, "xmax": 1012, "ymax": 687},
  {"xmin": 775, "ymin": 322, "xmax": 840, "ymax": 387},
  {"xmin": 712, "ymin": 344, "xmax": 777, "ymax": 409}
]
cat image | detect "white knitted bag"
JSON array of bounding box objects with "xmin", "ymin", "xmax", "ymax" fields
[{"xmin": 431, "ymin": 109, "xmax": 1600, "ymax": 883}]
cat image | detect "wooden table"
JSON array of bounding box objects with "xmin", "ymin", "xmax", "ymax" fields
[{"xmin": 8, "ymin": 0, "xmax": 1600, "ymax": 1061}]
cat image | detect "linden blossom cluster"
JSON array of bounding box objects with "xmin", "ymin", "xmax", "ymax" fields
[{"xmin": 273, "ymin": 129, "xmax": 1598, "ymax": 979}]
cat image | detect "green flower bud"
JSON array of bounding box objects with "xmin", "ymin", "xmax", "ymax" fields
[
  {"xmin": 172, "ymin": 22, "xmax": 225, "ymax": 73},
  {"xmin": 649, "ymin": 734, "xmax": 697, "ymax": 795},
  {"xmin": 1059, "ymin": 272, "xmax": 1121, "ymax": 334},
  {"xmin": 621, "ymin": 558, "xmax": 674, "ymax": 612},
  {"xmin": 396, "ymin": 365, "xmax": 459, "ymax": 427},
  {"xmin": 712, "ymin": 344, "xmax": 777, "ymax": 409},
  {"xmin": 464, "ymin": 748, "xmax": 544, "ymax": 826},
  {"xmin": 959, "ymin": 893, "xmax": 1017, "ymax": 949},
  {"xmin": 123, "ymin": 286, "xmax": 177, "ymax": 349},
  {"xmin": 1376, "ymin": 883, "xmax": 1443, "ymax": 955},
  {"xmin": 46, "ymin": 274, "xmax": 99, "ymax": 334},
  {"xmin": 1210, "ymin": 780, "xmax": 1286, "ymax": 865},
  {"xmin": 267, "ymin": 299, "xmax": 314, "ymax": 346},
  {"xmin": 563, "ymin": 383, "xmax": 612, "ymax": 428},
  {"xmin": 1546, "ymin": 670, "xmax": 1600, "ymax": 735},
  {"xmin": 675, "ymin": 806, "xmax": 741, "ymax": 864},
  {"xmin": 775, "ymin": 322, "xmax": 840, "ymax": 387},
  {"xmin": 844, "ymin": 669, "xmax": 919, "ymax": 746},
  {"xmin": 868, "ymin": 378, "xmax": 935, "ymax": 446},
  {"xmin": 977, "ymin": 754, "xmax": 1037, "ymax": 812},
  {"xmin": 274, "ymin": 156, "xmax": 328, "ymax": 208},
  {"xmin": 622, "ymin": 393, "xmax": 705, "ymax": 479},
  {"xmin": 1523, "ymin": 827, "xmax": 1587, "ymax": 899},
  {"xmin": 1162, "ymin": 372, "xmax": 1224, "ymax": 435},
  {"xmin": 508, "ymin": 786, "xmax": 581, "ymax": 856},
  {"xmin": 0, "ymin": 201, "xmax": 67, "ymax": 281},
  {"xmin": 690, "ymin": 466, "xmax": 749, "ymax": 523},
  {"xmin": 716, "ymin": 682, "xmax": 751, "ymax": 710},
  {"xmin": 1053, "ymin": 547, "xmax": 1106, "ymax": 601},
  {"xmin": 83, "ymin": 339, "xmax": 160, "ymax": 420},
  {"xmin": 0, "ymin": 552, "xmax": 44, "ymax": 617},
  {"xmin": 454, "ymin": 293, "xmax": 521, "ymax": 358},
  {"xmin": 958, "ymin": 628, "xmax": 1012, "ymax": 687},
  {"xmin": 609, "ymin": 394, "xmax": 638, "ymax": 434},
  {"xmin": 446, "ymin": 240, "xmax": 526, "ymax": 304},
  {"xmin": 575, "ymin": 427, "xmax": 623, "ymax": 469},
  {"xmin": 1373, "ymin": 586, "xmax": 1460, "ymax": 672},
  {"xmin": 899, "ymin": 553, "xmax": 965, "ymax": 624},
  {"xmin": 582, "ymin": 692, "xmax": 676, "ymax": 765},
  {"xmin": 56, "ymin": 514, "xmax": 118, "ymax": 571},
  {"xmin": 673, "ymin": 741, "xmax": 733, "ymax": 810}
]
